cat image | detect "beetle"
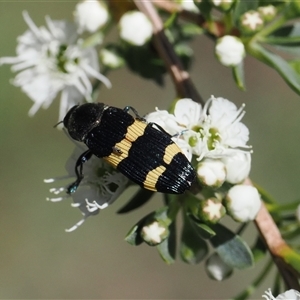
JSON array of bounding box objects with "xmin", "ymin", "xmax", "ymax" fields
[{"xmin": 63, "ymin": 103, "xmax": 196, "ymax": 194}]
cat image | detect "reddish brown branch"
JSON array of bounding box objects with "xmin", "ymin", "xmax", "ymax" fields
[
  {"xmin": 134, "ymin": 0, "xmax": 204, "ymax": 105},
  {"xmin": 134, "ymin": 0, "xmax": 299, "ymax": 289},
  {"xmin": 152, "ymin": 0, "xmax": 206, "ymax": 27},
  {"xmin": 255, "ymin": 203, "xmax": 300, "ymax": 289}
]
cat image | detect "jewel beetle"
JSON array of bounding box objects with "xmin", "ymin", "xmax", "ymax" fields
[{"xmin": 63, "ymin": 103, "xmax": 196, "ymax": 194}]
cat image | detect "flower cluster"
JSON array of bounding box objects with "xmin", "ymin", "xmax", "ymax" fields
[
  {"xmin": 146, "ymin": 96, "xmax": 260, "ymax": 222},
  {"xmin": 0, "ymin": 9, "xmax": 111, "ymax": 121}
]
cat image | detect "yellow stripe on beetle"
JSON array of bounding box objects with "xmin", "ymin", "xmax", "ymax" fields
[
  {"xmin": 163, "ymin": 143, "xmax": 182, "ymax": 164},
  {"xmin": 144, "ymin": 165, "xmax": 167, "ymax": 191}
]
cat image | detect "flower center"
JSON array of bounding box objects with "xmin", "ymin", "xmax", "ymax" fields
[
  {"xmin": 190, "ymin": 125, "xmax": 221, "ymax": 151},
  {"xmin": 47, "ymin": 42, "xmax": 80, "ymax": 74},
  {"xmin": 207, "ymin": 127, "xmax": 220, "ymax": 150}
]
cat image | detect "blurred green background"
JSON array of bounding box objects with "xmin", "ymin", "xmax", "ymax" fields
[{"xmin": 0, "ymin": 1, "xmax": 300, "ymax": 299}]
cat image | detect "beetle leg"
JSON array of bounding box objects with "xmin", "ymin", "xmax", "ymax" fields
[
  {"xmin": 151, "ymin": 123, "xmax": 187, "ymax": 138},
  {"xmin": 67, "ymin": 150, "xmax": 93, "ymax": 194},
  {"xmin": 149, "ymin": 122, "xmax": 171, "ymax": 136},
  {"xmin": 123, "ymin": 106, "xmax": 146, "ymax": 122}
]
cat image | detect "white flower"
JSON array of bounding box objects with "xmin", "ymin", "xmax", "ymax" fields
[
  {"xmin": 262, "ymin": 288, "xmax": 300, "ymax": 300},
  {"xmin": 222, "ymin": 152, "xmax": 251, "ymax": 184},
  {"xmin": 197, "ymin": 159, "xmax": 226, "ymax": 187},
  {"xmin": 215, "ymin": 35, "xmax": 245, "ymax": 66},
  {"xmin": 146, "ymin": 108, "xmax": 183, "ymax": 135},
  {"xmin": 141, "ymin": 221, "xmax": 168, "ymax": 245},
  {"xmin": 119, "ymin": 11, "xmax": 153, "ymax": 46},
  {"xmin": 44, "ymin": 145, "xmax": 128, "ymax": 231},
  {"xmin": 74, "ymin": 0, "xmax": 109, "ymax": 33},
  {"xmin": 225, "ymin": 185, "xmax": 261, "ymax": 222},
  {"xmin": 0, "ymin": 11, "xmax": 111, "ymax": 120},
  {"xmin": 146, "ymin": 97, "xmax": 251, "ymax": 167}
]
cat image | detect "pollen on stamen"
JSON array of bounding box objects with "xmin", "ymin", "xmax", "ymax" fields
[
  {"xmin": 65, "ymin": 218, "xmax": 86, "ymax": 232},
  {"xmin": 49, "ymin": 187, "xmax": 65, "ymax": 194},
  {"xmin": 46, "ymin": 196, "xmax": 65, "ymax": 202}
]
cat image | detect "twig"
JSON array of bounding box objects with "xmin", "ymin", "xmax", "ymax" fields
[
  {"xmin": 152, "ymin": 0, "xmax": 206, "ymax": 27},
  {"xmin": 135, "ymin": 0, "xmax": 300, "ymax": 290},
  {"xmin": 134, "ymin": 0, "xmax": 204, "ymax": 105},
  {"xmin": 255, "ymin": 203, "xmax": 300, "ymax": 289}
]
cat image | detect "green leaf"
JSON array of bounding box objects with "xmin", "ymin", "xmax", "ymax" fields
[
  {"xmin": 180, "ymin": 214, "xmax": 208, "ymax": 264},
  {"xmin": 193, "ymin": 0, "xmax": 212, "ymax": 20},
  {"xmin": 248, "ymin": 42, "xmax": 300, "ymax": 95},
  {"xmin": 210, "ymin": 224, "xmax": 254, "ymax": 269},
  {"xmin": 117, "ymin": 189, "xmax": 154, "ymax": 214},
  {"xmin": 265, "ymin": 23, "xmax": 300, "ymax": 47},
  {"xmin": 174, "ymin": 43, "xmax": 193, "ymax": 70},
  {"xmin": 156, "ymin": 222, "xmax": 176, "ymax": 264},
  {"xmin": 289, "ymin": 59, "xmax": 300, "ymax": 74},
  {"xmin": 232, "ymin": 62, "xmax": 246, "ymax": 90},
  {"xmin": 123, "ymin": 43, "xmax": 166, "ymax": 85},
  {"xmin": 181, "ymin": 23, "xmax": 204, "ymax": 37},
  {"xmin": 125, "ymin": 223, "xmax": 144, "ymax": 246},
  {"xmin": 188, "ymin": 214, "xmax": 216, "ymax": 239}
]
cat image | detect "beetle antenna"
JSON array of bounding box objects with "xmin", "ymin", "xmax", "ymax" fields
[{"xmin": 53, "ymin": 120, "xmax": 64, "ymax": 128}]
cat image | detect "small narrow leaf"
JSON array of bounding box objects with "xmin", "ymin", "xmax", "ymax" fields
[
  {"xmin": 156, "ymin": 222, "xmax": 176, "ymax": 264},
  {"xmin": 124, "ymin": 214, "xmax": 151, "ymax": 246},
  {"xmin": 188, "ymin": 215, "xmax": 216, "ymax": 239},
  {"xmin": 180, "ymin": 215, "xmax": 208, "ymax": 264},
  {"xmin": 210, "ymin": 224, "xmax": 254, "ymax": 269},
  {"xmin": 232, "ymin": 62, "xmax": 246, "ymax": 90},
  {"xmin": 117, "ymin": 189, "xmax": 154, "ymax": 214},
  {"xmin": 125, "ymin": 224, "xmax": 144, "ymax": 246},
  {"xmin": 123, "ymin": 44, "xmax": 166, "ymax": 85},
  {"xmin": 249, "ymin": 43, "xmax": 300, "ymax": 95}
]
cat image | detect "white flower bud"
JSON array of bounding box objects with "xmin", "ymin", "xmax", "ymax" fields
[
  {"xmin": 211, "ymin": 0, "xmax": 235, "ymax": 11},
  {"xmin": 206, "ymin": 252, "xmax": 233, "ymax": 281},
  {"xmin": 223, "ymin": 152, "xmax": 251, "ymax": 184},
  {"xmin": 240, "ymin": 11, "xmax": 264, "ymax": 34},
  {"xmin": 141, "ymin": 221, "xmax": 169, "ymax": 246},
  {"xmin": 199, "ymin": 198, "xmax": 226, "ymax": 223},
  {"xmin": 74, "ymin": 0, "xmax": 109, "ymax": 33},
  {"xmin": 119, "ymin": 11, "xmax": 153, "ymax": 46},
  {"xmin": 258, "ymin": 5, "xmax": 277, "ymax": 22},
  {"xmin": 178, "ymin": 0, "xmax": 199, "ymax": 12},
  {"xmin": 197, "ymin": 159, "xmax": 226, "ymax": 187},
  {"xmin": 225, "ymin": 185, "xmax": 261, "ymax": 222},
  {"xmin": 296, "ymin": 205, "xmax": 300, "ymax": 222},
  {"xmin": 100, "ymin": 48, "xmax": 124, "ymax": 69},
  {"xmin": 215, "ymin": 35, "xmax": 245, "ymax": 67}
]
